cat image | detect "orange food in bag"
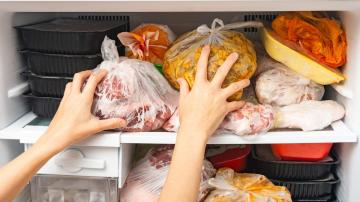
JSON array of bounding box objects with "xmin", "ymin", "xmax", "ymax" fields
[
  {"xmin": 272, "ymin": 12, "xmax": 346, "ymax": 68},
  {"xmin": 118, "ymin": 24, "xmax": 176, "ymax": 65}
]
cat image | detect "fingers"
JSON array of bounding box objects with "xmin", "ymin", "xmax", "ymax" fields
[
  {"xmin": 82, "ymin": 69, "xmax": 108, "ymax": 99},
  {"xmin": 63, "ymin": 82, "xmax": 72, "ymax": 100},
  {"xmin": 195, "ymin": 45, "xmax": 210, "ymax": 83},
  {"xmin": 227, "ymin": 101, "xmax": 246, "ymax": 113},
  {"xmin": 222, "ymin": 79, "xmax": 250, "ymax": 98},
  {"xmin": 72, "ymin": 70, "xmax": 92, "ymax": 93},
  {"xmin": 98, "ymin": 118, "xmax": 127, "ymax": 131},
  {"xmin": 177, "ymin": 78, "xmax": 189, "ymax": 102},
  {"xmin": 211, "ymin": 52, "xmax": 239, "ymax": 87}
]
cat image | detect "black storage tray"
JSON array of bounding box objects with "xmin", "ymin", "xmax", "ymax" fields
[
  {"xmin": 271, "ymin": 174, "xmax": 339, "ymax": 199},
  {"xmin": 23, "ymin": 93, "xmax": 61, "ymax": 119},
  {"xmin": 250, "ymin": 145, "xmax": 339, "ymax": 180},
  {"xmin": 20, "ymin": 50, "xmax": 101, "ymax": 76},
  {"xmin": 23, "ymin": 72, "xmax": 72, "ymax": 97},
  {"xmin": 16, "ymin": 18, "xmax": 128, "ymax": 54},
  {"xmin": 294, "ymin": 194, "xmax": 338, "ymax": 202}
]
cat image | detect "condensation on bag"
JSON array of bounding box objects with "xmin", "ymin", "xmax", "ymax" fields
[{"xmin": 91, "ymin": 37, "xmax": 179, "ymax": 131}]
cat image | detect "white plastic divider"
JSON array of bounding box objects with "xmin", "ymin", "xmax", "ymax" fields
[{"xmin": 120, "ymin": 120, "xmax": 358, "ymax": 144}]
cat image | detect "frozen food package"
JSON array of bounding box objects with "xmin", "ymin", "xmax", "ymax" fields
[
  {"xmin": 91, "ymin": 37, "xmax": 179, "ymax": 131},
  {"xmin": 163, "ymin": 102, "xmax": 274, "ymax": 136},
  {"xmin": 120, "ymin": 145, "xmax": 216, "ymax": 202},
  {"xmin": 254, "ymin": 41, "xmax": 285, "ymax": 76},
  {"xmin": 204, "ymin": 168, "xmax": 292, "ymax": 202},
  {"xmin": 163, "ymin": 18, "xmax": 263, "ymax": 101},
  {"xmin": 272, "ymin": 12, "xmax": 346, "ymax": 68},
  {"xmin": 256, "ymin": 67, "xmax": 325, "ymax": 106},
  {"xmin": 118, "ymin": 23, "xmax": 176, "ymax": 65},
  {"xmin": 274, "ymin": 100, "xmax": 345, "ymax": 131}
]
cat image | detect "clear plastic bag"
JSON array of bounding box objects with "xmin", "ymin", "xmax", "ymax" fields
[
  {"xmin": 163, "ymin": 102, "xmax": 274, "ymax": 136},
  {"xmin": 256, "ymin": 67, "xmax": 325, "ymax": 106},
  {"xmin": 120, "ymin": 145, "xmax": 216, "ymax": 202},
  {"xmin": 204, "ymin": 168, "xmax": 292, "ymax": 202},
  {"xmin": 163, "ymin": 18, "xmax": 262, "ymax": 101},
  {"xmin": 118, "ymin": 23, "xmax": 176, "ymax": 65},
  {"xmin": 91, "ymin": 37, "xmax": 179, "ymax": 131}
]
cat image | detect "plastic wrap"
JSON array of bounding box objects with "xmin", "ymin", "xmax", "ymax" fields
[
  {"xmin": 91, "ymin": 37, "xmax": 178, "ymax": 131},
  {"xmin": 274, "ymin": 100, "xmax": 345, "ymax": 131},
  {"xmin": 204, "ymin": 168, "xmax": 292, "ymax": 202},
  {"xmin": 256, "ymin": 67, "xmax": 324, "ymax": 106},
  {"xmin": 163, "ymin": 102, "xmax": 274, "ymax": 136},
  {"xmin": 163, "ymin": 18, "xmax": 262, "ymax": 101},
  {"xmin": 120, "ymin": 145, "xmax": 216, "ymax": 202},
  {"xmin": 118, "ymin": 23, "xmax": 176, "ymax": 65}
]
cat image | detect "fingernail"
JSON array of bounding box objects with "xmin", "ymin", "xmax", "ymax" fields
[{"xmin": 231, "ymin": 52, "xmax": 239, "ymax": 59}]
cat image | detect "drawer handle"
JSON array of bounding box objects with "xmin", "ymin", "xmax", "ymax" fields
[{"xmin": 55, "ymin": 149, "xmax": 105, "ymax": 173}]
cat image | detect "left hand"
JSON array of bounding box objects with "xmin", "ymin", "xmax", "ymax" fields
[{"xmin": 37, "ymin": 69, "xmax": 126, "ymax": 152}]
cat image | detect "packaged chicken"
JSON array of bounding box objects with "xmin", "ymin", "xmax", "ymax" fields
[
  {"xmin": 91, "ymin": 37, "xmax": 178, "ymax": 131},
  {"xmin": 118, "ymin": 23, "xmax": 176, "ymax": 65},
  {"xmin": 256, "ymin": 67, "xmax": 325, "ymax": 106},
  {"xmin": 120, "ymin": 145, "xmax": 216, "ymax": 202},
  {"xmin": 274, "ymin": 100, "xmax": 345, "ymax": 131},
  {"xmin": 163, "ymin": 18, "xmax": 263, "ymax": 100},
  {"xmin": 261, "ymin": 12, "xmax": 346, "ymax": 85},
  {"xmin": 163, "ymin": 102, "xmax": 274, "ymax": 136},
  {"xmin": 204, "ymin": 168, "xmax": 292, "ymax": 202}
]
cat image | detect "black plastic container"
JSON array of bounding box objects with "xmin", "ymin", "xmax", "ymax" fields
[
  {"xmin": 271, "ymin": 175, "xmax": 339, "ymax": 199},
  {"xmin": 23, "ymin": 94, "xmax": 61, "ymax": 119},
  {"xmin": 16, "ymin": 18, "xmax": 128, "ymax": 54},
  {"xmin": 250, "ymin": 145, "xmax": 339, "ymax": 180},
  {"xmin": 294, "ymin": 194, "xmax": 338, "ymax": 202},
  {"xmin": 23, "ymin": 72, "xmax": 72, "ymax": 97},
  {"xmin": 21, "ymin": 50, "xmax": 102, "ymax": 76}
]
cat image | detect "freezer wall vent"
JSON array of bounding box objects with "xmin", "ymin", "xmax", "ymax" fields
[
  {"xmin": 78, "ymin": 15, "xmax": 130, "ymax": 31},
  {"xmin": 243, "ymin": 13, "xmax": 278, "ymax": 33}
]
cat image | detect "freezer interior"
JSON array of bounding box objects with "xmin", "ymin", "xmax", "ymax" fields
[{"xmin": 0, "ymin": 10, "xmax": 359, "ymax": 202}]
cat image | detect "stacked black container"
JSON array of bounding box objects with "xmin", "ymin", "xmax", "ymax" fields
[
  {"xmin": 250, "ymin": 145, "xmax": 340, "ymax": 202},
  {"xmin": 17, "ymin": 16, "xmax": 129, "ymax": 119}
]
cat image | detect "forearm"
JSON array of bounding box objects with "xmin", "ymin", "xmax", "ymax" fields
[
  {"xmin": 159, "ymin": 128, "xmax": 208, "ymax": 202},
  {"xmin": 0, "ymin": 133, "xmax": 60, "ymax": 202}
]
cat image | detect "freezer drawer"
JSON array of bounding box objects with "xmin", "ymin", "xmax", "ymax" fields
[
  {"xmin": 31, "ymin": 175, "xmax": 118, "ymax": 202},
  {"xmin": 25, "ymin": 144, "xmax": 119, "ymax": 177}
]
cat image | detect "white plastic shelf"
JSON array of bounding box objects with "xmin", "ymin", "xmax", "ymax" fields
[
  {"xmin": 0, "ymin": 112, "xmax": 357, "ymax": 145},
  {"xmin": 120, "ymin": 121, "xmax": 358, "ymax": 144}
]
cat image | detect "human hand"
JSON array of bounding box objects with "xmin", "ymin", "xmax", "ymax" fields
[
  {"xmin": 177, "ymin": 45, "xmax": 250, "ymax": 141},
  {"xmin": 36, "ymin": 70, "xmax": 126, "ymax": 152}
]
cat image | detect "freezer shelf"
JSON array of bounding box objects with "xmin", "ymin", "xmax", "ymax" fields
[{"xmin": 0, "ymin": 112, "xmax": 357, "ymax": 145}]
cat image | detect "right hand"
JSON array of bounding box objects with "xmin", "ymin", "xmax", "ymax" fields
[{"xmin": 177, "ymin": 45, "xmax": 250, "ymax": 141}]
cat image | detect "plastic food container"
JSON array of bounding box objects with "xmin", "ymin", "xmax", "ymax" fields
[
  {"xmin": 294, "ymin": 195, "xmax": 338, "ymax": 202},
  {"xmin": 271, "ymin": 174, "xmax": 339, "ymax": 199},
  {"xmin": 23, "ymin": 93, "xmax": 61, "ymax": 118},
  {"xmin": 207, "ymin": 145, "xmax": 251, "ymax": 171},
  {"xmin": 250, "ymin": 145, "xmax": 339, "ymax": 180},
  {"xmin": 271, "ymin": 143, "xmax": 333, "ymax": 161},
  {"xmin": 16, "ymin": 18, "xmax": 128, "ymax": 54},
  {"xmin": 23, "ymin": 72, "xmax": 72, "ymax": 97},
  {"xmin": 21, "ymin": 50, "xmax": 102, "ymax": 76},
  {"xmin": 31, "ymin": 175, "xmax": 118, "ymax": 202}
]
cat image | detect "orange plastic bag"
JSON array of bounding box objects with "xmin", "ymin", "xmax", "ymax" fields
[
  {"xmin": 118, "ymin": 24, "xmax": 176, "ymax": 65},
  {"xmin": 272, "ymin": 12, "xmax": 346, "ymax": 68}
]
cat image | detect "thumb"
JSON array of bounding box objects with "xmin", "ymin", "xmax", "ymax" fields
[
  {"xmin": 98, "ymin": 118, "xmax": 127, "ymax": 131},
  {"xmin": 177, "ymin": 78, "xmax": 189, "ymax": 101}
]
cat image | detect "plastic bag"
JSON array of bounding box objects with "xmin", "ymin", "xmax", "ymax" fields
[
  {"xmin": 120, "ymin": 145, "xmax": 216, "ymax": 202},
  {"xmin": 204, "ymin": 168, "xmax": 292, "ymax": 202},
  {"xmin": 274, "ymin": 100, "xmax": 345, "ymax": 131},
  {"xmin": 256, "ymin": 67, "xmax": 325, "ymax": 106},
  {"xmin": 91, "ymin": 37, "xmax": 178, "ymax": 131},
  {"xmin": 272, "ymin": 12, "xmax": 346, "ymax": 68},
  {"xmin": 163, "ymin": 102, "xmax": 274, "ymax": 136},
  {"xmin": 163, "ymin": 18, "xmax": 262, "ymax": 101},
  {"xmin": 118, "ymin": 23, "xmax": 176, "ymax": 65}
]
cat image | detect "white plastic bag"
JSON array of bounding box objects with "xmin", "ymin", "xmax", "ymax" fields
[
  {"xmin": 120, "ymin": 145, "xmax": 216, "ymax": 202},
  {"xmin": 91, "ymin": 37, "xmax": 179, "ymax": 131}
]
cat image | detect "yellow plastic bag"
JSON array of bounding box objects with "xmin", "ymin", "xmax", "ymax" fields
[
  {"xmin": 163, "ymin": 19, "xmax": 262, "ymax": 100},
  {"xmin": 204, "ymin": 168, "xmax": 292, "ymax": 202}
]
